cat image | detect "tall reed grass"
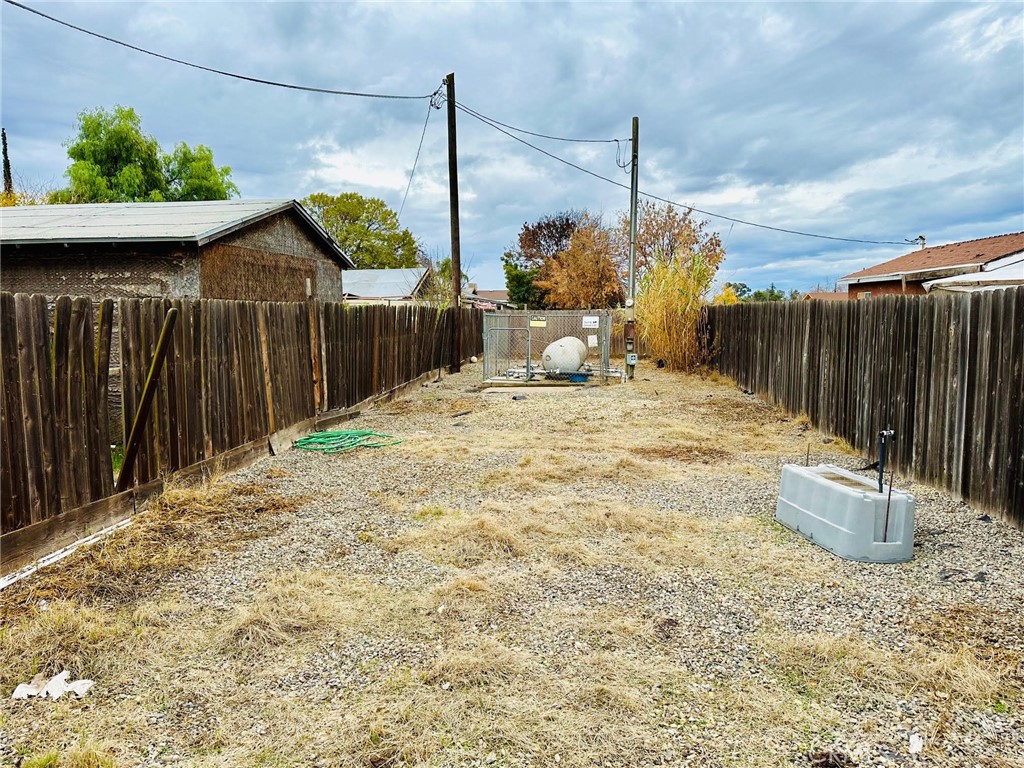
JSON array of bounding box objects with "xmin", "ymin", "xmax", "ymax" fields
[{"xmin": 635, "ymin": 249, "xmax": 718, "ymax": 371}]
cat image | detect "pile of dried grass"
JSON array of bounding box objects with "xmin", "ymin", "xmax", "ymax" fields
[{"xmin": 3, "ymin": 482, "xmax": 300, "ymax": 614}]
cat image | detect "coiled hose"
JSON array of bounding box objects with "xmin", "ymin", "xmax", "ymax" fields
[{"xmin": 294, "ymin": 430, "xmax": 401, "ymax": 454}]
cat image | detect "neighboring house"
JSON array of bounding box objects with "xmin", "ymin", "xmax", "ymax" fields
[
  {"xmin": 802, "ymin": 291, "xmax": 847, "ymax": 302},
  {"xmin": 462, "ymin": 285, "xmax": 517, "ymax": 310},
  {"xmin": 0, "ymin": 199, "xmax": 353, "ymax": 301},
  {"xmin": 342, "ymin": 267, "xmax": 431, "ymax": 303},
  {"xmin": 841, "ymin": 232, "xmax": 1024, "ymax": 300}
]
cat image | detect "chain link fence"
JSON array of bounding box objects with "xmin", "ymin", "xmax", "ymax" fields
[{"xmin": 482, "ymin": 310, "xmax": 619, "ymax": 383}]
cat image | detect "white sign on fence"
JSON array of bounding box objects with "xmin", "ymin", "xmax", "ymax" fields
[{"xmin": 582, "ymin": 315, "xmax": 599, "ymax": 329}]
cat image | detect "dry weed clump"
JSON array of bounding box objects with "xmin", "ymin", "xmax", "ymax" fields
[
  {"xmin": 0, "ymin": 600, "xmax": 140, "ymax": 690},
  {"xmin": 634, "ymin": 443, "xmax": 730, "ymax": 464},
  {"xmin": 426, "ymin": 636, "xmax": 531, "ymax": 688},
  {"xmin": 767, "ymin": 631, "xmax": 1011, "ymax": 705},
  {"xmin": 222, "ymin": 571, "xmax": 337, "ymax": 655},
  {"xmin": 19, "ymin": 739, "xmax": 117, "ymax": 768},
  {"xmin": 221, "ymin": 571, "xmax": 398, "ymax": 657},
  {"xmin": 387, "ymin": 513, "xmax": 526, "ymax": 567},
  {"xmin": 911, "ymin": 603, "xmax": 1024, "ymax": 669},
  {"xmin": 2, "ymin": 482, "xmax": 301, "ymax": 615},
  {"xmin": 431, "ymin": 574, "xmax": 496, "ymax": 622},
  {"xmin": 584, "ymin": 503, "xmax": 670, "ymax": 535}
]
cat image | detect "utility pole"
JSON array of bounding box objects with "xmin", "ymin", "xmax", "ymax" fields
[
  {"xmin": 624, "ymin": 116, "xmax": 639, "ymax": 380},
  {"xmin": 446, "ymin": 72, "xmax": 462, "ymax": 373}
]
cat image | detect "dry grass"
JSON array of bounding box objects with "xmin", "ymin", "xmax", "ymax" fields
[
  {"xmin": 766, "ymin": 631, "xmax": 1012, "ymax": 705},
  {"xmin": 3, "ymin": 367, "xmax": 1019, "ymax": 767},
  {"xmin": 2, "ymin": 482, "xmax": 301, "ymax": 617},
  {"xmin": 0, "ymin": 600, "xmax": 140, "ymax": 689},
  {"xmin": 20, "ymin": 739, "xmax": 117, "ymax": 768},
  {"xmin": 222, "ymin": 571, "xmax": 338, "ymax": 655},
  {"xmin": 387, "ymin": 513, "xmax": 526, "ymax": 567}
]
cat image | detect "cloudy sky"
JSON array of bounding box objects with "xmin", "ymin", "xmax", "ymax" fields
[{"xmin": 3, "ymin": 1, "xmax": 1022, "ymax": 292}]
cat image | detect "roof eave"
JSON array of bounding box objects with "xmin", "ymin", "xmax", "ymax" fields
[
  {"xmin": 844, "ymin": 263, "xmax": 984, "ymax": 285},
  {"xmin": 2, "ymin": 236, "xmax": 200, "ymax": 246},
  {"xmin": 288, "ymin": 201, "xmax": 356, "ymax": 270},
  {"xmin": 194, "ymin": 201, "xmax": 293, "ymax": 247}
]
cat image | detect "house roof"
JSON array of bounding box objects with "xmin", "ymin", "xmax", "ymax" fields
[
  {"xmin": 343, "ymin": 268, "xmax": 429, "ymax": 299},
  {"xmin": 842, "ymin": 232, "xmax": 1024, "ymax": 284},
  {"xmin": 803, "ymin": 291, "xmax": 848, "ymax": 302},
  {"xmin": 0, "ymin": 199, "xmax": 354, "ymax": 268},
  {"xmin": 475, "ymin": 289, "xmax": 511, "ymax": 303}
]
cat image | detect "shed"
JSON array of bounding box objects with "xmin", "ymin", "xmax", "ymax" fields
[{"xmin": 0, "ymin": 199, "xmax": 353, "ymax": 301}]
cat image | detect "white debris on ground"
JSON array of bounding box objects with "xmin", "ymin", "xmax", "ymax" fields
[{"xmin": 12, "ymin": 671, "xmax": 94, "ymax": 701}]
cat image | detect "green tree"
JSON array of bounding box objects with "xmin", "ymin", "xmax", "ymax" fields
[
  {"xmin": 749, "ymin": 283, "xmax": 787, "ymax": 302},
  {"xmin": 417, "ymin": 254, "xmax": 469, "ymax": 308},
  {"xmin": 2, "ymin": 128, "xmax": 13, "ymax": 199},
  {"xmin": 724, "ymin": 281, "xmax": 751, "ymax": 300},
  {"xmin": 501, "ymin": 253, "xmax": 543, "ymax": 309},
  {"xmin": 49, "ymin": 106, "xmax": 237, "ymax": 203},
  {"xmin": 302, "ymin": 192, "xmax": 418, "ymax": 269},
  {"xmin": 163, "ymin": 142, "xmax": 238, "ymax": 201}
]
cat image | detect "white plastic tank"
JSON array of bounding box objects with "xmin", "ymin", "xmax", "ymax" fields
[
  {"xmin": 542, "ymin": 336, "xmax": 588, "ymax": 372},
  {"xmin": 775, "ymin": 464, "xmax": 915, "ymax": 563}
]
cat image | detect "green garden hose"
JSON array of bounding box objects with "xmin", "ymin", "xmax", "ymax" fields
[{"xmin": 294, "ymin": 430, "xmax": 401, "ymax": 454}]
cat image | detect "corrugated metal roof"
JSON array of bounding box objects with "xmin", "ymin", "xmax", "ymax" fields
[
  {"xmin": 0, "ymin": 199, "xmax": 354, "ymax": 268},
  {"xmin": 343, "ymin": 268, "xmax": 428, "ymax": 299}
]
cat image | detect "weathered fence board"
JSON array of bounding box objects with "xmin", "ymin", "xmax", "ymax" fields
[
  {"xmin": 0, "ymin": 293, "xmax": 115, "ymax": 532},
  {"xmin": 2, "ymin": 293, "xmax": 485, "ymax": 566},
  {"xmin": 706, "ymin": 288, "xmax": 1024, "ymax": 526}
]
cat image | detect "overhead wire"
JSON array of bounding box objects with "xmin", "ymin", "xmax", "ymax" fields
[
  {"xmin": 3, "ymin": 0, "xmax": 434, "ymax": 100},
  {"xmin": 456, "ymin": 102, "xmax": 909, "ymax": 246},
  {"xmin": 398, "ymin": 87, "xmax": 445, "ymax": 222},
  {"xmin": 455, "ymin": 101, "xmax": 628, "ymax": 144},
  {"xmin": 8, "ymin": 0, "xmax": 908, "ymax": 245}
]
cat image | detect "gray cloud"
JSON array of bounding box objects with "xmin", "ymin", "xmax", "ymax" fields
[{"xmin": 2, "ymin": 1, "xmax": 1021, "ymax": 292}]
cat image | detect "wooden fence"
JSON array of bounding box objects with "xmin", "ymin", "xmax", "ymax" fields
[
  {"xmin": 1, "ymin": 295, "xmax": 482, "ymax": 569},
  {"xmin": 706, "ymin": 288, "xmax": 1023, "ymax": 526}
]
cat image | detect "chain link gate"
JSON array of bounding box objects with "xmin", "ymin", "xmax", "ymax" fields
[{"xmin": 482, "ymin": 310, "xmax": 618, "ymax": 384}]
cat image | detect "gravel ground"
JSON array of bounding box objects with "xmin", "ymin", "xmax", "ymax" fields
[{"xmin": 1, "ymin": 363, "xmax": 1021, "ymax": 768}]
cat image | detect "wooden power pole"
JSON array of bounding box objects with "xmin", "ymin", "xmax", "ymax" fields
[
  {"xmin": 446, "ymin": 72, "xmax": 462, "ymax": 373},
  {"xmin": 625, "ymin": 116, "xmax": 639, "ymax": 380}
]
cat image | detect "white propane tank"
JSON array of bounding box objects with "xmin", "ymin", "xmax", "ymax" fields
[{"xmin": 541, "ymin": 336, "xmax": 588, "ymax": 372}]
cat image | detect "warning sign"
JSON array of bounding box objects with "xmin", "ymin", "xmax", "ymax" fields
[
  {"xmin": 582, "ymin": 315, "xmax": 599, "ymax": 329},
  {"xmin": 529, "ymin": 317, "xmax": 547, "ymax": 328}
]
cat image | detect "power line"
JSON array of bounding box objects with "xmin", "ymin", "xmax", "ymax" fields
[
  {"xmin": 457, "ymin": 102, "xmax": 909, "ymax": 246},
  {"xmin": 4, "ymin": 0, "xmax": 434, "ymax": 100},
  {"xmin": 398, "ymin": 88, "xmax": 444, "ymax": 222},
  {"xmin": 456, "ymin": 101, "xmax": 628, "ymax": 144}
]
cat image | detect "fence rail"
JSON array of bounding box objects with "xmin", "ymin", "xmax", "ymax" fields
[
  {"xmin": 1, "ymin": 294, "xmax": 483, "ymax": 566},
  {"xmin": 706, "ymin": 288, "xmax": 1023, "ymax": 526}
]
